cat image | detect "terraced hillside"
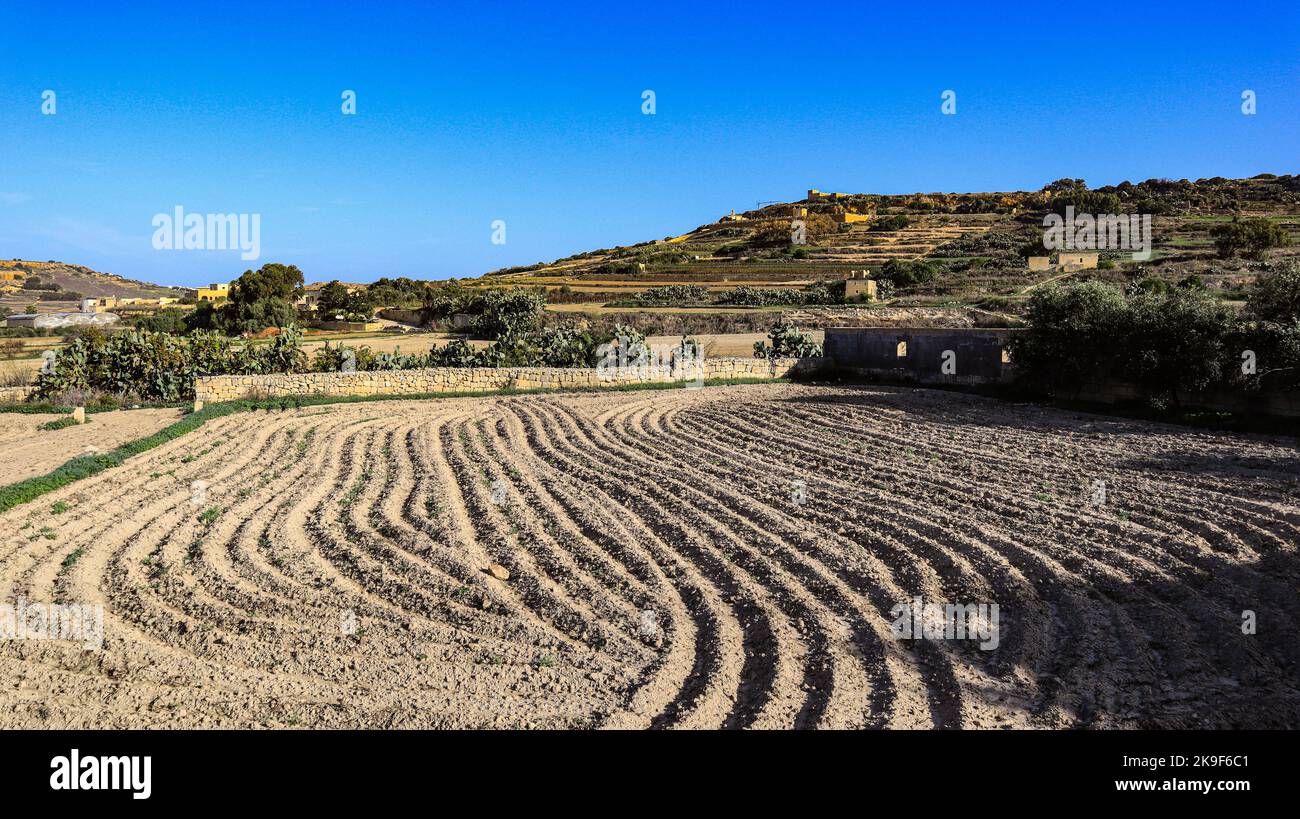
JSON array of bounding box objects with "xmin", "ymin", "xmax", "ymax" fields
[
  {"xmin": 481, "ymin": 176, "xmax": 1300, "ymax": 312},
  {"xmin": 1, "ymin": 384, "xmax": 1297, "ymax": 728},
  {"xmin": 489, "ymin": 211, "xmax": 999, "ymax": 293}
]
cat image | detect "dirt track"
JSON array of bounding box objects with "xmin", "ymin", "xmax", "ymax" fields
[{"xmin": 1, "ymin": 384, "xmax": 1297, "ymax": 728}]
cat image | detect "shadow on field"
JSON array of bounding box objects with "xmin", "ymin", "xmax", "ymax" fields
[{"xmin": 770, "ymin": 382, "xmax": 1300, "ymax": 728}]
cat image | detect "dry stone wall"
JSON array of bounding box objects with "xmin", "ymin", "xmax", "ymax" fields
[
  {"xmin": 0, "ymin": 386, "xmax": 33, "ymax": 404},
  {"xmin": 195, "ymin": 357, "xmax": 821, "ymax": 402}
]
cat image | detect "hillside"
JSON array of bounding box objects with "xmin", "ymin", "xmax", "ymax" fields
[
  {"xmin": 479, "ymin": 175, "xmax": 1300, "ymax": 312},
  {"xmin": 0, "ymin": 260, "xmax": 190, "ymax": 314}
]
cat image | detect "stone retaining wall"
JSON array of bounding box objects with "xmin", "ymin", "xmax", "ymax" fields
[
  {"xmin": 0, "ymin": 386, "xmax": 33, "ymax": 404},
  {"xmin": 376, "ymin": 308, "xmax": 427, "ymax": 327},
  {"xmin": 195, "ymin": 357, "xmax": 821, "ymax": 403}
]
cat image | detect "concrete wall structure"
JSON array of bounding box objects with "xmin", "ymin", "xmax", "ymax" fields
[
  {"xmin": 194, "ymin": 357, "xmax": 820, "ymax": 403},
  {"xmin": 313, "ymin": 320, "xmax": 383, "ymax": 332},
  {"xmin": 824, "ymin": 327, "xmax": 1018, "ymax": 385},
  {"xmin": 376, "ymin": 308, "xmax": 428, "ymax": 327},
  {"xmin": 1070, "ymin": 380, "xmax": 1300, "ymax": 420}
]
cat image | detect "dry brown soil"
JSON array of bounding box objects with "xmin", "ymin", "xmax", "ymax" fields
[
  {"xmin": 0, "ymin": 409, "xmax": 183, "ymax": 485},
  {"xmin": 0, "ymin": 384, "xmax": 1296, "ymax": 728}
]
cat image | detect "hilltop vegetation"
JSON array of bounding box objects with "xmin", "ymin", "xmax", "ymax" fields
[{"xmin": 478, "ymin": 174, "xmax": 1300, "ymax": 321}]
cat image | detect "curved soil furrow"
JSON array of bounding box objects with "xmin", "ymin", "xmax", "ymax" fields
[
  {"xmin": 665, "ymin": 400, "xmax": 1052, "ymax": 692},
  {"xmin": 597, "ymin": 396, "xmax": 958, "ymax": 728},
  {"xmin": 504, "ymin": 400, "xmax": 744, "ymax": 729},
  {"xmin": 438, "ymin": 417, "xmax": 619, "ymax": 661},
  {"xmin": 735, "ymin": 396, "xmax": 1286, "ymax": 700},
  {"xmin": 531, "ymin": 398, "xmax": 862, "ymax": 728},
  {"xmin": 457, "ymin": 416, "xmax": 651, "ymax": 664}
]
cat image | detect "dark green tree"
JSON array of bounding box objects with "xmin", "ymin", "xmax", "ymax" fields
[
  {"xmin": 215, "ymin": 263, "xmax": 304, "ymax": 335},
  {"xmin": 1247, "ymin": 262, "xmax": 1300, "ymax": 323},
  {"xmin": 1122, "ymin": 290, "xmax": 1234, "ymax": 409},
  {"xmin": 316, "ymin": 281, "xmax": 352, "ymax": 318},
  {"xmin": 1007, "ymin": 281, "xmax": 1130, "ymax": 396},
  {"xmin": 1211, "ymin": 218, "xmax": 1291, "ymax": 260}
]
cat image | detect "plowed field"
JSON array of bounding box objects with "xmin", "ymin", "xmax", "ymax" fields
[{"xmin": 2, "ymin": 384, "xmax": 1297, "ymax": 728}]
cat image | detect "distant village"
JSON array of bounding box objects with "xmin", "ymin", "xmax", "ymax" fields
[{"xmin": 0, "ymin": 266, "xmax": 378, "ymax": 333}]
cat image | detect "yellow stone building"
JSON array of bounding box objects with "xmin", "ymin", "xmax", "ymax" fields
[
  {"xmin": 807, "ymin": 188, "xmax": 848, "ymax": 202},
  {"xmin": 844, "ymin": 271, "xmax": 878, "ymax": 301},
  {"xmin": 832, "ymin": 212, "xmax": 871, "ymax": 224},
  {"xmin": 1057, "ymin": 252, "xmax": 1099, "ymax": 271},
  {"xmin": 197, "ymin": 282, "xmax": 231, "ymax": 302}
]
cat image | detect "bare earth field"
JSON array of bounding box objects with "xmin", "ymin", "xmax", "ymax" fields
[
  {"xmin": 0, "ymin": 408, "xmax": 183, "ymax": 485},
  {"xmin": 0, "ymin": 384, "xmax": 1297, "ymax": 729}
]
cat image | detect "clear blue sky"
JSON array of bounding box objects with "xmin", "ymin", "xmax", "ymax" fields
[{"xmin": 1, "ymin": 0, "xmax": 1296, "ymax": 287}]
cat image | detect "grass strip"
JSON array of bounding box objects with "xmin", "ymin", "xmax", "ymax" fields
[
  {"xmin": 0, "ymin": 401, "xmax": 188, "ymax": 416},
  {"xmin": 36, "ymin": 416, "xmax": 87, "ymax": 431}
]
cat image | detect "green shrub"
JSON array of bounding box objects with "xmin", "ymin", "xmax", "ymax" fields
[
  {"xmin": 1122, "ymin": 290, "xmax": 1234, "ymax": 409},
  {"xmin": 471, "ymin": 289, "xmax": 544, "ymax": 340},
  {"xmin": 716, "ymin": 285, "xmax": 770, "ymax": 307},
  {"xmin": 869, "ymin": 214, "xmax": 911, "ymax": 232},
  {"xmin": 715, "ymin": 282, "xmax": 842, "ymax": 307},
  {"xmin": 531, "ymin": 327, "xmax": 601, "ymax": 367},
  {"xmin": 1007, "ymin": 281, "xmax": 1131, "ymax": 396},
  {"xmin": 877, "ymin": 259, "xmax": 938, "ymax": 287},
  {"xmin": 1130, "ymin": 277, "xmax": 1169, "ymax": 295},
  {"xmin": 1229, "ymin": 319, "xmax": 1300, "ymax": 390},
  {"xmin": 131, "ymin": 308, "xmax": 190, "ymax": 335},
  {"xmin": 626, "ymin": 285, "xmax": 710, "ymax": 307},
  {"xmin": 32, "ymin": 326, "xmax": 308, "ymax": 403},
  {"xmin": 37, "ymin": 416, "xmax": 81, "ymax": 431},
  {"xmin": 1011, "ymin": 281, "xmax": 1242, "ymax": 408},
  {"xmin": 1211, "ymin": 218, "xmax": 1291, "ymax": 260}
]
